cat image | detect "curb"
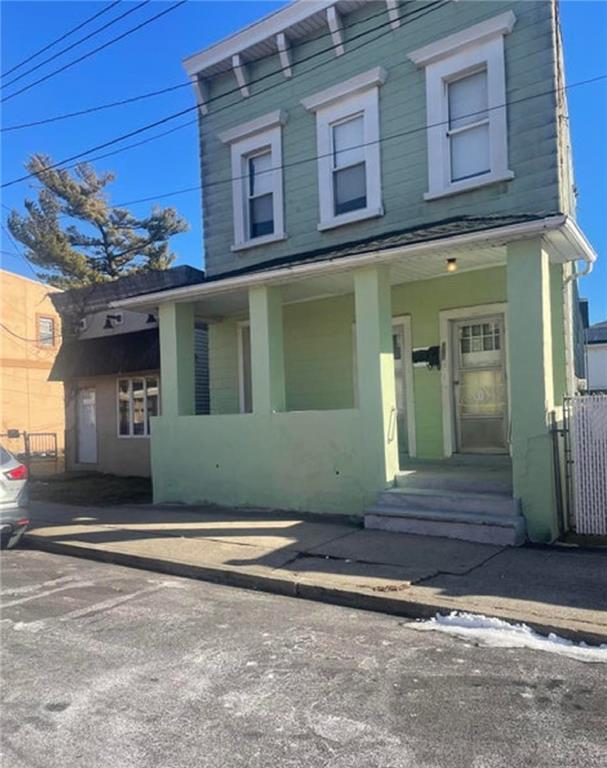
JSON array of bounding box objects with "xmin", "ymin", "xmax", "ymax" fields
[{"xmin": 25, "ymin": 535, "xmax": 607, "ymax": 647}]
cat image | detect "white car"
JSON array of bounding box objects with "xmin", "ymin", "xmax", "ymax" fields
[{"xmin": 0, "ymin": 445, "xmax": 29, "ymax": 549}]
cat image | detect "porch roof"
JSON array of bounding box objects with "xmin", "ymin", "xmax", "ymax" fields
[{"xmin": 111, "ymin": 214, "xmax": 595, "ymax": 320}]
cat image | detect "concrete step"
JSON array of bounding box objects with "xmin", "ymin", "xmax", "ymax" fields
[
  {"xmin": 364, "ymin": 507, "xmax": 526, "ymax": 546},
  {"xmin": 377, "ymin": 487, "xmax": 520, "ymax": 516},
  {"xmin": 396, "ymin": 469, "xmax": 512, "ymax": 495}
]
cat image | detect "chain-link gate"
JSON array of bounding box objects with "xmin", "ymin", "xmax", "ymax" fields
[{"xmin": 562, "ymin": 394, "xmax": 607, "ymax": 535}]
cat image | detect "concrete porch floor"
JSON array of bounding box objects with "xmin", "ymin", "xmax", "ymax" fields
[
  {"xmin": 397, "ymin": 455, "xmax": 513, "ymax": 494},
  {"xmin": 23, "ymin": 500, "xmax": 607, "ymax": 644}
]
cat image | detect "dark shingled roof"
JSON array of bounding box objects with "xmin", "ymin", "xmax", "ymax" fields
[
  {"xmin": 203, "ymin": 213, "xmax": 554, "ymax": 283},
  {"xmin": 587, "ymin": 321, "xmax": 607, "ymax": 345},
  {"xmin": 49, "ymin": 328, "xmax": 159, "ymax": 381},
  {"xmin": 50, "ymin": 265, "xmax": 205, "ymax": 315}
]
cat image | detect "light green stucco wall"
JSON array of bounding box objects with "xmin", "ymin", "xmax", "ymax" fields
[
  {"xmin": 507, "ymin": 239, "xmax": 558, "ymax": 543},
  {"xmin": 209, "ymin": 267, "xmax": 508, "ymax": 458},
  {"xmin": 151, "ymin": 409, "xmax": 374, "ymax": 514},
  {"xmin": 199, "ymin": 1, "xmax": 561, "ymax": 278},
  {"xmin": 392, "ymin": 267, "xmax": 508, "ymax": 458}
]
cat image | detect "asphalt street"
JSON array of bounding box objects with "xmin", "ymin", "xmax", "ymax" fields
[{"xmin": 1, "ymin": 550, "xmax": 605, "ymax": 768}]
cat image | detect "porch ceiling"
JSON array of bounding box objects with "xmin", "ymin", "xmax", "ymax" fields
[
  {"xmin": 190, "ymin": 241, "xmax": 507, "ymax": 321},
  {"xmin": 112, "ymin": 214, "xmax": 595, "ymax": 320}
]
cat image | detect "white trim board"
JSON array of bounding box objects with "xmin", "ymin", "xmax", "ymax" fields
[
  {"xmin": 237, "ymin": 320, "xmax": 251, "ymax": 414},
  {"xmin": 438, "ymin": 302, "xmax": 509, "ymax": 457},
  {"xmin": 352, "ymin": 315, "xmax": 416, "ymax": 458}
]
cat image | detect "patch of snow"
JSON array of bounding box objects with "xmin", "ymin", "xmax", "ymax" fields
[{"xmin": 411, "ymin": 612, "xmax": 607, "ymax": 663}]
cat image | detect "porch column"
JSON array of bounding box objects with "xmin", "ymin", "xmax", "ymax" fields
[
  {"xmin": 507, "ymin": 239, "xmax": 557, "ymax": 542},
  {"xmin": 354, "ymin": 265, "xmax": 398, "ymax": 488},
  {"xmin": 248, "ymin": 285, "xmax": 285, "ymax": 413},
  {"xmin": 158, "ymin": 302, "xmax": 195, "ymax": 418}
]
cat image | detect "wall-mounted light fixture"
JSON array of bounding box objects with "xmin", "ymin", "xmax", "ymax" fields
[
  {"xmin": 103, "ymin": 313, "xmax": 123, "ymax": 330},
  {"xmin": 446, "ymin": 257, "xmax": 458, "ymax": 273},
  {"xmin": 146, "ymin": 313, "xmax": 157, "ymax": 324}
]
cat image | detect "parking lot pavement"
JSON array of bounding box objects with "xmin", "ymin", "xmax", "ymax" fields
[{"xmin": 1, "ymin": 550, "xmax": 606, "ymax": 768}]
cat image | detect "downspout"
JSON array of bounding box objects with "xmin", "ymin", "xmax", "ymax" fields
[{"xmin": 562, "ymin": 254, "xmax": 593, "ymax": 396}]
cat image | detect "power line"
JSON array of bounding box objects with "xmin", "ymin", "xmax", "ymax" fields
[
  {"xmin": 1, "ymin": 0, "xmax": 448, "ymax": 188},
  {"xmin": 2, "ymin": 1, "xmax": 151, "ymax": 90},
  {"xmin": 1, "ymin": 0, "xmax": 188, "ymax": 104},
  {"xmin": 0, "ymin": 0, "xmax": 403, "ymax": 133},
  {"xmin": 114, "ymin": 72, "xmax": 607, "ymax": 208},
  {"xmin": 1, "ymin": 222, "xmax": 41, "ymax": 280},
  {"xmin": 1, "ymin": 1, "xmax": 121, "ymax": 78}
]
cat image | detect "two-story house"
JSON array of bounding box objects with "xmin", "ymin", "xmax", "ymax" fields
[{"xmin": 114, "ymin": 0, "xmax": 596, "ymax": 544}]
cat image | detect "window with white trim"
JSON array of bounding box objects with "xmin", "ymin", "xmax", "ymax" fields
[
  {"xmin": 219, "ymin": 110, "xmax": 286, "ymax": 251},
  {"xmin": 302, "ymin": 67, "xmax": 386, "ymax": 231},
  {"xmin": 408, "ymin": 11, "xmax": 516, "ymax": 200},
  {"xmin": 117, "ymin": 376, "xmax": 159, "ymax": 437}
]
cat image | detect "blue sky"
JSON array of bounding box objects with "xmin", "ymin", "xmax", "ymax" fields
[{"xmin": 1, "ymin": 0, "xmax": 606, "ymax": 322}]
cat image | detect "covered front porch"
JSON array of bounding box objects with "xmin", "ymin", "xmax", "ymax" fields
[{"xmin": 115, "ymin": 220, "xmax": 593, "ymax": 543}]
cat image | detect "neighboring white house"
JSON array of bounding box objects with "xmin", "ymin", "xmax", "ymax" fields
[{"xmin": 586, "ymin": 320, "xmax": 607, "ymax": 392}]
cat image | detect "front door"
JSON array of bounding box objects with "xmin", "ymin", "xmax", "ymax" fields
[
  {"xmin": 392, "ymin": 322, "xmax": 409, "ymax": 464},
  {"xmin": 77, "ymin": 388, "xmax": 97, "ymax": 463},
  {"xmin": 452, "ymin": 316, "xmax": 508, "ymax": 453}
]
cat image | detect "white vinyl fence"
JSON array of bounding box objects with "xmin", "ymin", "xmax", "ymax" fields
[{"xmin": 569, "ymin": 394, "xmax": 607, "ymax": 534}]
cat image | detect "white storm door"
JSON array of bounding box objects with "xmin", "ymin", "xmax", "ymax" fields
[
  {"xmin": 452, "ymin": 316, "xmax": 508, "ymax": 453},
  {"xmin": 77, "ymin": 388, "xmax": 97, "ymax": 463}
]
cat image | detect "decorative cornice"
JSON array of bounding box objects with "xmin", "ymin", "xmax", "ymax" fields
[
  {"xmin": 301, "ymin": 66, "xmax": 388, "ymax": 112},
  {"xmin": 407, "ymin": 11, "xmax": 516, "ymax": 68},
  {"xmin": 218, "ymin": 109, "xmax": 287, "ymax": 144}
]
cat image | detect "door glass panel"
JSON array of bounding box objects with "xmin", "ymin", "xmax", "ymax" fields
[{"xmin": 459, "ymin": 369, "xmax": 506, "ymax": 417}]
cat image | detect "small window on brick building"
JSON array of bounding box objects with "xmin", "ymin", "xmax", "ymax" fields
[{"xmin": 38, "ymin": 316, "xmax": 55, "ymax": 347}]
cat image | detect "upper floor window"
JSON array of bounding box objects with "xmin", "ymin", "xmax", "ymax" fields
[
  {"xmin": 247, "ymin": 150, "xmax": 274, "ymax": 239},
  {"xmin": 332, "ymin": 114, "xmax": 366, "ymax": 216},
  {"xmin": 219, "ymin": 110, "xmax": 286, "ymax": 251},
  {"xmin": 408, "ymin": 11, "xmax": 516, "ymax": 200},
  {"xmin": 302, "ymin": 67, "xmax": 387, "ymax": 231},
  {"xmin": 37, "ymin": 316, "xmax": 55, "ymax": 347}
]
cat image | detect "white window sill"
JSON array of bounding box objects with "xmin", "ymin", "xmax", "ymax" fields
[
  {"xmin": 231, "ymin": 232, "xmax": 287, "ymax": 252},
  {"xmin": 424, "ymin": 170, "xmax": 514, "ymax": 201},
  {"xmin": 117, "ymin": 434, "xmax": 150, "ymax": 439},
  {"xmin": 317, "ymin": 205, "xmax": 384, "ymax": 232}
]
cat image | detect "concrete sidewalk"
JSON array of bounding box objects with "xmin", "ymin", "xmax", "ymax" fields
[{"xmin": 24, "ymin": 501, "xmax": 607, "ymax": 644}]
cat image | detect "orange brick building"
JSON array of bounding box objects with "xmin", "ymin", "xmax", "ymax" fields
[{"xmin": 0, "ymin": 269, "xmax": 64, "ymax": 457}]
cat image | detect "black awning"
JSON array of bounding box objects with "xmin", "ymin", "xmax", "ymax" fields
[{"xmin": 49, "ymin": 328, "xmax": 159, "ymax": 381}]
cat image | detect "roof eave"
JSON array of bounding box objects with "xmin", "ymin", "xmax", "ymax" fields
[
  {"xmin": 111, "ymin": 215, "xmax": 588, "ymax": 312},
  {"xmin": 182, "ymin": 0, "xmax": 334, "ymax": 78}
]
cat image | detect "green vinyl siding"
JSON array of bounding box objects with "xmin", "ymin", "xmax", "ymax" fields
[{"xmin": 199, "ymin": 1, "xmax": 562, "ymax": 278}]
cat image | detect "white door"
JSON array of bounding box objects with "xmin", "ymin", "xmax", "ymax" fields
[
  {"xmin": 392, "ymin": 322, "xmax": 409, "ymax": 464},
  {"xmin": 77, "ymin": 388, "xmax": 97, "ymax": 463},
  {"xmin": 452, "ymin": 316, "xmax": 508, "ymax": 453}
]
